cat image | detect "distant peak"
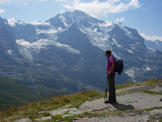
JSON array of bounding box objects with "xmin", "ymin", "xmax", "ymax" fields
[{"xmin": 72, "ymin": 10, "xmax": 88, "ymax": 16}]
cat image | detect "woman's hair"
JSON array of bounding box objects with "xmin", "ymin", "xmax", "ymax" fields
[{"xmin": 105, "ymin": 50, "xmax": 111, "ymax": 56}]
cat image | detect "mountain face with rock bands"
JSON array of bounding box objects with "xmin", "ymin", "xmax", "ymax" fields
[{"xmin": 0, "ymin": 10, "xmax": 162, "ymax": 97}]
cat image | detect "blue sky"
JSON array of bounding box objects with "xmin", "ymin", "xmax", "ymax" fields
[{"xmin": 0, "ymin": 0, "xmax": 162, "ymax": 40}]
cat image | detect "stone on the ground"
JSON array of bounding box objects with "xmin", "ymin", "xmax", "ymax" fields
[
  {"xmin": 79, "ymin": 99, "xmax": 116, "ymax": 112},
  {"xmin": 49, "ymin": 107, "xmax": 84, "ymax": 117},
  {"xmin": 35, "ymin": 116, "xmax": 52, "ymax": 121},
  {"xmin": 72, "ymin": 115, "xmax": 149, "ymax": 122},
  {"xmin": 14, "ymin": 118, "xmax": 32, "ymax": 122},
  {"xmin": 49, "ymin": 108, "xmax": 70, "ymax": 116},
  {"xmin": 38, "ymin": 111, "xmax": 48, "ymax": 114},
  {"xmin": 60, "ymin": 104, "xmax": 72, "ymax": 109},
  {"xmin": 63, "ymin": 108, "xmax": 84, "ymax": 117},
  {"xmin": 150, "ymin": 86, "xmax": 162, "ymax": 92},
  {"xmin": 117, "ymin": 92, "xmax": 162, "ymax": 109},
  {"xmin": 149, "ymin": 109, "xmax": 162, "ymax": 115}
]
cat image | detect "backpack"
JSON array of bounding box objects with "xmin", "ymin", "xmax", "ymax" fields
[{"xmin": 114, "ymin": 59, "xmax": 124, "ymax": 75}]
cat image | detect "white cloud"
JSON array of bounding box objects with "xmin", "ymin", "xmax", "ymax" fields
[
  {"xmin": 0, "ymin": 0, "xmax": 48, "ymax": 5},
  {"xmin": 140, "ymin": 33, "xmax": 162, "ymax": 42},
  {"xmin": 129, "ymin": 0, "xmax": 140, "ymax": 8},
  {"xmin": 0, "ymin": 8, "xmax": 5, "ymax": 13},
  {"xmin": 57, "ymin": 0, "xmax": 140, "ymax": 18},
  {"xmin": 7, "ymin": 17, "xmax": 16, "ymax": 27}
]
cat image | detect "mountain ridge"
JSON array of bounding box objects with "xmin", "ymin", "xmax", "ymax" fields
[
  {"xmin": 0, "ymin": 10, "xmax": 162, "ymax": 83},
  {"xmin": 0, "ymin": 10, "xmax": 162, "ymax": 110}
]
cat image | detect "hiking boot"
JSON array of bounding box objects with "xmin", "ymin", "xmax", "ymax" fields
[{"xmin": 104, "ymin": 100, "xmax": 116, "ymax": 104}]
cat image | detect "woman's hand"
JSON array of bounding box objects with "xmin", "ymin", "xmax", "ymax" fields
[{"xmin": 107, "ymin": 72, "xmax": 111, "ymax": 75}]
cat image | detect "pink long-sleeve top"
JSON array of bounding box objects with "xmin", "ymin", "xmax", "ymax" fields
[{"xmin": 106, "ymin": 55, "xmax": 115, "ymax": 72}]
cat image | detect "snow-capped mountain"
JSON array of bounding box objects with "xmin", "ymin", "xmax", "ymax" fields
[
  {"xmin": 140, "ymin": 33, "xmax": 162, "ymax": 52},
  {"xmin": 0, "ymin": 10, "xmax": 162, "ymax": 95},
  {"xmin": 144, "ymin": 40, "xmax": 162, "ymax": 52}
]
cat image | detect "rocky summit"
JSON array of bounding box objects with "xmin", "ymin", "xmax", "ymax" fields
[{"xmin": 0, "ymin": 79, "xmax": 162, "ymax": 122}]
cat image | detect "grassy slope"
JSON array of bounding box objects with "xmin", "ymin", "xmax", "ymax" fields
[
  {"xmin": 0, "ymin": 75, "xmax": 78, "ymax": 111},
  {"xmin": 0, "ymin": 75, "xmax": 42, "ymax": 110},
  {"xmin": 0, "ymin": 79, "xmax": 161, "ymax": 122},
  {"xmin": 0, "ymin": 90, "xmax": 103, "ymax": 122}
]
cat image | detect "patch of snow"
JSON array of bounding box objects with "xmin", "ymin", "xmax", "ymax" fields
[
  {"xmin": 147, "ymin": 47, "xmax": 155, "ymax": 52},
  {"xmin": 16, "ymin": 38, "xmax": 80, "ymax": 55},
  {"xmin": 36, "ymin": 27, "xmax": 65, "ymax": 35},
  {"xmin": 30, "ymin": 21, "xmax": 50, "ymax": 26},
  {"xmin": 125, "ymin": 68, "xmax": 136, "ymax": 82},
  {"xmin": 117, "ymin": 23, "xmax": 137, "ymax": 39},
  {"xmin": 7, "ymin": 50, "xmax": 12, "ymax": 55},
  {"xmin": 79, "ymin": 27, "xmax": 110, "ymax": 50},
  {"xmin": 98, "ymin": 20, "xmax": 113, "ymax": 27},
  {"xmin": 19, "ymin": 47, "xmax": 33, "ymax": 62},
  {"xmin": 137, "ymin": 56, "xmax": 143, "ymax": 60},
  {"xmin": 79, "ymin": 26, "xmax": 120, "ymax": 59},
  {"xmin": 17, "ymin": 20, "xmax": 26, "ymax": 25},
  {"xmin": 36, "ymin": 29, "xmax": 57, "ymax": 35},
  {"xmin": 93, "ymin": 28, "xmax": 97, "ymax": 33},
  {"xmin": 112, "ymin": 38, "xmax": 122, "ymax": 48},
  {"xmin": 16, "ymin": 39, "xmax": 31, "ymax": 46},
  {"xmin": 55, "ymin": 41, "xmax": 80, "ymax": 54},
  {"xmin": 8, "ymin": 18, "xmax": 16, "ymax": 27},
  {"xmin": 145, "ymin": 66, "xmax": 151, "ymax": 71},
  {"xmin": 129, "ymin": 44, "xmax": 136, "ymax": 50},
  {"xmin": 59, "ymin": 15, "xmax": 70, "ymax": 27},
  {"xmin": 126, "ymin": 49, "xmax": 133, "ymax": 54}
]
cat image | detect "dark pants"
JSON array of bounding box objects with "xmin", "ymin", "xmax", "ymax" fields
[{"xmin": 107, "ymin": 73, "xmax": 116, "ymax": 102}]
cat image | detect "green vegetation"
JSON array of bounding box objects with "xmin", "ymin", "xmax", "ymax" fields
[
  {"xmin": 0, "ymin": 90, "xmax": 103, "ymax": 122},
  {"xmin": 144, "ymin": 90, "xmax": 162, "ymax": 95},
  {"xmin": 0, "ymin": 75, "xmax": 76, "ymax": 111},
  {"xmin": 0, "ymin": 75, "xmax": 41, "ymax": 110},
  {"xmin": 116, "ymin": 82, "xmax": 135, "ymax": 89},
  {"xmin": 39, "ymin": 113, "xmax": 88, "ymax": 122},
  {"xmin": 116, "ymin": 79, "xmax": 162, "ymax": 90}
]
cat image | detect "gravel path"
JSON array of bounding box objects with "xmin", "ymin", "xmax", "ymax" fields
[
  {"xmin": 73, "ymin": 115, "xmax": 149, "ymax": 122},
  {"xmin": 117, "ymin": 92, "xmax": 162, "ymax": 109},
  {"xmin": 79, "ymin": 92, "xmax": 162, "ymax": 111}
]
